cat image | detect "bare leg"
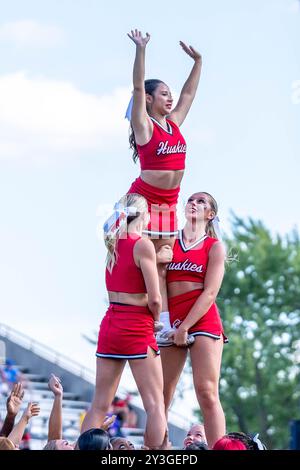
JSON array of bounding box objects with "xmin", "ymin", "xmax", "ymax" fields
[
  {"xmin": 190, "ymin": 336, "xmax": 225, "ymax": 448},
  {"xmin": 160, "ymin": 346, "xmax": 188, "ymax": 418},
  {"xmin": 130, "ymin": 348, "xmax": 167, "ymax": 448},
  {"xmin": 81, "ymin": 357, "xmax": 126, "ymax": 433}
]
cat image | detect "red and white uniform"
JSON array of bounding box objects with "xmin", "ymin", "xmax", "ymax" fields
[
  {"xmin": 166, "ymin": 231, "xmax": 227, "ymax": 342},
  {"xmin": 97, "ymin": 233, "xmax": 159, "ymax": 359},
  {"xmin": 137, "ymin": 118, "xmax": 186, "ymax": 171},
  {"xmin": 127, "ymin": 118, "xmax": 186, "ymax": 237}
]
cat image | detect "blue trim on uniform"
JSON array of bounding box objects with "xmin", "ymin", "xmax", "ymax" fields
[
  {"xmin": 143, "ymin": 229, "xmax": 178, "ymax": 237},
  {"xmin": 96, "ymin": 350, "xmax": 160, "ymax": 360},
  {"xmin": 150, "ymin": 117, "xmax": 173, "ymax": 135},
  {"xmin": 157, "ymin": 331, "xmax": 228, "ymax": 347},
  {"xmin": 190, "ymin": 331, "xmax": 229, "ymax": 343},
  {"xmin": 179, "ymin": 230, "xmax": 207, "ymax": 252}
]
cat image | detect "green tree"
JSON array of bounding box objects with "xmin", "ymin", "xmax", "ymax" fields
[{"xmin": 217, "ymin": 214, "xmax": 300, "ymax": 449}]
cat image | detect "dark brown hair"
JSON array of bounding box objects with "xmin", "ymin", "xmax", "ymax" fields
[{"xmin": 129, "ymin": 79, "xmax": 165, "ymax": 163}]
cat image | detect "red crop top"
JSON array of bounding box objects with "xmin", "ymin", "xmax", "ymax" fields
[
  {"xmin": 167, "ymin": 231, "xmax": 218, "ymax": 284},
  {"xmin": 105, "ymin": 233, "xmax": 147, "ymax": 294},
  {"xmin": 137, "ymin": 118, "xmax": 186, "ymax": 171}
]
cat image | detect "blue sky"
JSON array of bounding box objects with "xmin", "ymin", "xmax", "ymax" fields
[{"xmin": 0, "ymin": 0, "xmax": 299, "ymax": 417}]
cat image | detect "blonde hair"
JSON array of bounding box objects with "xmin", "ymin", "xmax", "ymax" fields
[
  {"xmin": 0, "ymin": 437, "xmax": 16, "ymax": 450},
  {"xmin": 199, "ymin": 192, "xmax": 236, "ymax": 263},
  {"xmin": 105, "ymin": 193, "xmax": 148, "ymax": 273},
  {"xmin": 201, "ymin": 192, "xmax": 219, "ymax": 239}
]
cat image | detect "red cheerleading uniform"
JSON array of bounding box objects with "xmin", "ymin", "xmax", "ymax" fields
[
  {"xmin": 127, "ymin": 118, "xmax": 186, "ymax": 237},
  {"xmin": 166, "ymin": 231, "xmax": 227, "ymax": 343},
  {"xmin": 97, "ymin": 233, "xmax": 159, "ymax": 360},
  {"xmin": 137, "ymin": 118, "xmax": 186, "ymax": 171}
]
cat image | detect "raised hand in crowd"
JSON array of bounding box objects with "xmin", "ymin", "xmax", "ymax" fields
[
  {"xmin": 8, "ymin": 402, "xmax": 40, "ymax": 448},
  {"xmin": 0, "ymin": 382, "xmax": 24, "ymax": 437}
]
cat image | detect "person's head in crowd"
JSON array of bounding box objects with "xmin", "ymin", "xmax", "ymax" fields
[
  {"xmin": 213, "ymin": 432, "xmax": 267, "ymax": 450},
  {"xmin": 0, "ymin": 437, "xmax": 16, "ymax": 450},
  {"xmin": 110, "ymin": 437, "xmax": 135, "ymax": 450},
  {"xmin": 112, "ymin": 396, "xmax": 127, "ymax": 421},
  {"xmin": 4, "ymin": 358, "xmax": 15, "ymax": 368},
  {"xmin": 43, "ymin": 439, "xmax": 74, "ymax": 450},
  {"xmin": 213, "ymin": 436, "xmax": 247, "ymax": 450},
  {"xmin": 76, "ymin": 428, "xmax": 112, "ymax": 450},
  {"xmin": 183, "ymin": 423, "xmax": 207, "ymax": 448},
  {"xmin": 126, "ymin": 403, "xmax": 138, "ymax": 428},
  {"xmin": 20, "ymin": 430, "xmax": 31, "ymax": 450},
  {"xmin": 184, "ymin": 441, "xmax": 209, "ymax": 451}
]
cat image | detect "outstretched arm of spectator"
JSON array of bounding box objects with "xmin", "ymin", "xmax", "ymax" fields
[
  {"xmin": 0, "ymin": 383, "xmax": 24, "ymax": 436},
  {"xmin": 8, "ymin": 402, "xmax": 40, "ymax": 447},
  {"xmin": 47, "ymin": 373, "xmax": 63, "ymax": 441}
]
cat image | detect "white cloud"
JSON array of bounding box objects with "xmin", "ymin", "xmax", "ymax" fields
[
  {"xmin": 0, "ymin": 20, "xmax": 65, "ymax": 47},
  {"xmin": 0, "ymin": 72, "xmax": 130, "ymax": 162}
]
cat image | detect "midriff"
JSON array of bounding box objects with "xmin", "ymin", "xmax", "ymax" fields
[
  {"xmin": 108, "ymin": 291, "xmax": 148, "ymax": 307},
  {"xmin": 168, "ymin": 281, "xmax": 204, "ymax": 299},
  {"xmin": 141, "ymin": 169, "xmax": 184, "ymax": 190}
]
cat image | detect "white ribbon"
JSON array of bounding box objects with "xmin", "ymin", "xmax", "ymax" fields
[
  {"xmin": 212, "ymin": 215, "xmax": 222, "ymax": 241},
  {"xmin": 103, "ymin": 203, "xmax": 137, "ymax": 235},
  {"xmin": 252, "ymin": 433, "xmax": 266, "ymax": 450},
  {"xmin": 125, "ymin": 95, "xmax": 134, "ymax": 121}
]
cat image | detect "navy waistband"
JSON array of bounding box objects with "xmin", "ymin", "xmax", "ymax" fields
[{"xmin": 110, "ymin": 302, "xmax": 131, "ymax": 306}]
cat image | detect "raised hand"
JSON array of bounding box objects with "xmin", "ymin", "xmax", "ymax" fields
[
  {"xmin": 48, "ymin": 373, "xmax": 63, "ymax": 397},
  {"xmin": 23, "ymin": 402, "xmax": 40, "ymax": 423},
  {"xmin": 127, "ymin": 29, "xmax": 150, "ymax": 48},
  {"xmin": 6, "ymin": 383, "xmax": 25, "ymax": 417},
  {"xmin": 179, "ymin": 41, "xmax": 202, "ymax": 62}
]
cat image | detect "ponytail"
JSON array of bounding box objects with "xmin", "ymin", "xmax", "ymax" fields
[
  {"xmin": 129, "ymin": 125, "xmax": 139, "ymax": 163},
  {"xmin": 206, "ymin": 219, "xmax": 218, "ymax": 239},
  {"xmin": 104, "ymin": 194, "xmax": 148, "ymax": 272}
]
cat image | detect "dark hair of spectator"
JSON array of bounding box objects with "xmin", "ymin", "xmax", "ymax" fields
[
  {"xmin": 184, "ymin": 441, "xmax": 209, "ymax": 451},
  {"xmin": 77, "ymin": 428, "xmax": 110, "ymax": 450}
]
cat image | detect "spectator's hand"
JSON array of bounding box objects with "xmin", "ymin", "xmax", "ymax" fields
[
  {"xmin": 101, "ymin": 415, "xmax": 116, "ymax": 431},
  {"xmin": 6, "ymin": 383, "xmax": 24, "ymax": 417},
  {"xmin": 22, "ymin": 403, "xmax": 40, "ymax": 423},
  {"xmin": 48, "ymin": 373, "xmax": 63, "ymax": 397}
]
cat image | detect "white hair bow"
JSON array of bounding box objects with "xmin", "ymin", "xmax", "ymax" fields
[
  {"xmin": 103, "ymin": 202, "xmax": 137, "ymax": 235},
  {"xmin": 212, "ymin": 215, "xmax": 222, "ymax": 241},
  {"xmin": 125, "ymin": 96, "xmax": 134, "ymax": 121}
]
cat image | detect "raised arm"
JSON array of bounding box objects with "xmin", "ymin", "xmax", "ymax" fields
[
  {"xmin": 169, "ymin": 42, "xmax": 202, "ymax": 127},
  {"xmin": 8, "ymin": 402, "xmax": 40, "ymax": 448},
  {"xmin": 47, "ymin": 373, "xmax": 63, "ymax": 441},
  {"xmin": 127, "ymin": 29, "xmax": 153, "ymax": 145},
  {"xmin": 173, "ymin": 242, "xmax": 225, "ymax": 346},
  {"xmin": 0, "ymin": 383, "xmax": 24, "ymax": 437},
  {"xmin": 134, "ymin": 238, "xmax": 162, "ymax": 321}
]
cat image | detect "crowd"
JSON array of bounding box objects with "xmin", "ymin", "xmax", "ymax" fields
[{"xmin": 0, "ymin": 375, "xmax": 266, "ymax": 450}]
